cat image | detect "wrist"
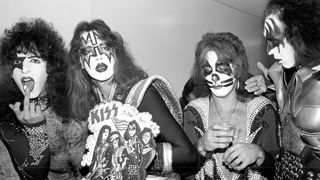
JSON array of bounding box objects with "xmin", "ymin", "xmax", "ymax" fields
[
  {"xmin": 255, "ymin": 147, "xmax": 265, "ymax": 167},
  {"xmin": 197, "ymin": 137, "xmax": 206, "ymax": 156},
  {"xmin": 24, "ymin": 117, "xmax": 46, "ymax": 127}
]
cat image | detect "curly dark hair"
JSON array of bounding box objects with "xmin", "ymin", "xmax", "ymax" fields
[
  {"xmin": 264, "ymin": 0, "xmax": 320, "ymax": 67},
  {"xmin": 191, "ymin": 32, "xmax": 253, "ymax": 102},
  {"xmin": 0, "ymin": 18, "xmax": 70, "ymax": 119},
  {"xmin": 68, "ymin": 19, "xmax": 147, "ymax": 121}
]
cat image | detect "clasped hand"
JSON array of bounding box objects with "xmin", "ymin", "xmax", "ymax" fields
[
  {"xmin": 198, "ymin": 124, "xmax": 234, "ymax": 155},
  {"xmin": 222, "ymin": 143, "xmax": 265, "ymax": 171},
  {"xmin": 9, "ymin": 88, "xmax": 45, "ymax": 125}
]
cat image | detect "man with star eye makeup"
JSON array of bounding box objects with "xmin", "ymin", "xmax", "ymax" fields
[
  {"xmin": 183, "ymin": 32, "xmax": 280, "ymax": 179},
  {"xmin": 246, "ymin": 0, "xmax": 320, "ymax": 179},
  {"xmin": 67, "ymin": 19, "xmax": 203, "ymax": 179},
  {"xmin": 0, "ymin": 18, "xmax": 87, "ymax": 180}
]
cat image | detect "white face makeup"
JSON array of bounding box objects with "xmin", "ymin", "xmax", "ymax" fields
[
  {"xmin": 204, "ymin": 51, "xmax": 235, "ymax": 97},
  {"xmin": 80, "ymin": 30, "xmax": 115, "ymax": 81},
  {"xmin": 128, "ymin": 123, "xmax": 137, "ymax": 137},
  {"xmin": 12, "ymin": 51, "xmax": 48, "ymax": 99},
  {"xmin": 142, "ymin": 132, "xmax": 151, "ymax": 144},
  {"xmin": 102, "ymin": 128, "xmax": 110, "ymax": 142},
  {"xmin": 263, "ymin": 14, "xmax": 296, "ymax": 68}
]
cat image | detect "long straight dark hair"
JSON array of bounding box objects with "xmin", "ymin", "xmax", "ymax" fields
[{"xmin": 67, "ymin": 19, "xmax": 147, "ymax": 121}]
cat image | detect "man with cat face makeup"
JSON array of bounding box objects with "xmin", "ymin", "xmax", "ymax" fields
[
  {"xmin": 0, "ymin": 18, "xmax": 87, "ymax": 180},
  {"xmin": 183, "ymin": 32, "xmax": 280, "ymax": 180},
  {"xmin": 252, "ymin": 0, "xmax": 320, "ymax": 179}
]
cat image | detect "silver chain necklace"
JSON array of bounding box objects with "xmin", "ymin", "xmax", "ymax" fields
[{"xmin": 213, "ymin": 98, "xmax": 238, "ymax": 124}]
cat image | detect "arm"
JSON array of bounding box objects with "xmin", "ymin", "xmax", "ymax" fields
[
  {"xmin": 184, "ymin": 107, "xmax": 233, "ymax": 157},
  {"xmin": 253, "ymin": 105, "xmax": 281, "ymax": 178},
  {"xmin": 0, "ymin": 140, "xmax": 21, "ymax": 180},
  {"xmin": 0, "ymin": 111, "xmax": 50, "ymax": 180},
  {"xmin": 223, "ymin": 103, "xmax": 281, "ymax": 179},
  {"xmin": 138, "ymin": 86, "xmax": 202, "ymax": 176}
]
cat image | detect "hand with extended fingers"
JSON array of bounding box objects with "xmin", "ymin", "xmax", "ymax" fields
[
  {"xmin": 8, "ymin": 88, "xmax": 45, "ymax": 125},
  {"xmin": 197, "ymin": 123, "xmax": 234, "ymax": 156},
  {"xmin": 245, "ymin": 62, "xmax": 268, "ymax": 95},
  {"xmin": 222, "ymin": 143, "xmax": 265, "ymax": 171}
]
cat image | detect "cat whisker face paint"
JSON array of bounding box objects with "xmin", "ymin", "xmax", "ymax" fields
[{"xmin": 203, "ymin": 51, "xmax": 235, "ymax": 97}]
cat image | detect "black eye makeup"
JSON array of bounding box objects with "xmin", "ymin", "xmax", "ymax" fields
[
  {"xmin": 202, "ymin": 63, "xmax": 213, "ymax": 76},
  {"xmin": 79, "ymin": 47, "xmax": 92, "ymax": 56},
  {"xmin": 216, "ymin": 63, "xmax": 232, "ymax": 75},
  {"xmin": 12, "ymin": 57, "xmax": 24, "ymax": 70},
  {"xmin": 265, "ymin": 17, "xmax": 285, "ymax": 52}
]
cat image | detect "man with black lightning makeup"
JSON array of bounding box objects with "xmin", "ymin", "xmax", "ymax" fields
[
  {"xmin": 183, "ymin": 32, "xmax": 281, "ymax": 179},
  {"xmin": 247, "ymin": 0, "xmax": 320, "ymax": 179},
  {"xmin": 0, "ymin": 18, "xmax": 87, "ymax": 180}
]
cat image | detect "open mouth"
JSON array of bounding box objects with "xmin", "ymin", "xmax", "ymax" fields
[
  {"xmin": 21, "ymin": 77, "xmax": 35, "ymax": 92},
  {"xmin": 95, "ymin": 63, "xmax": 108, "ymax": 72}
]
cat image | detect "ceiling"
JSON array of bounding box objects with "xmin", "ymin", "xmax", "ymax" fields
[{"xmin": 213, "ymin": 0, "xmax": 268, "ymax": 18}]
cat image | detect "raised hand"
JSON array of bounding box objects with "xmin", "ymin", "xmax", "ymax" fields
[
  {"xmin": 222, "ymin": 143, "xmax": 265, "ymax": 171},
  {"xmin": 245, "ymin": 62, "xmax": 268, "ymax": 95},
  {"xmin": 9, "ymin": 87, "xmax": 45, "ymax": 124},
  {"xmin": 245, "ymin": 75, "xmax": 267, "ymax": 95}
]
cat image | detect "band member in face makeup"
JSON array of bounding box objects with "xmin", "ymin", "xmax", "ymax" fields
[
  {"xmin": 183, "ymin": 32, "xmax": 281, "ymax": 179},
  {"xmin": 67, "ymin": 19, "xmax": 203, "ymax": 179},
  {"xmin": 245, "ymin": 2, "xmax": 295, "ymax": 101},
  {"xmin": 251, "ymin": 0, "xmax": 320, "ymax": 179},
  {"xmin": 0, "ymin": 18, "xmax": 87, "ymax": 180},
  {"xmin": 245, "ymin": 12, "xmax": 296, "ymax": 111}
]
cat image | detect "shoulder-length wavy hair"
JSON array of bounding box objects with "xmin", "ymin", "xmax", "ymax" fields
[
  {"xmin": 68, "ymin": 19, "xmax": 147, "ymax": 121},
  {"xmin": 264, "ymin": 0, "xmax": 320, "ymax": 67},
  {"xmin": 0, "ymin": 18, "xmax": 69, "ymax": 119},
  {"xmin": 191, "ymin": 32, "xmax": 253, "ymax": 102}
]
